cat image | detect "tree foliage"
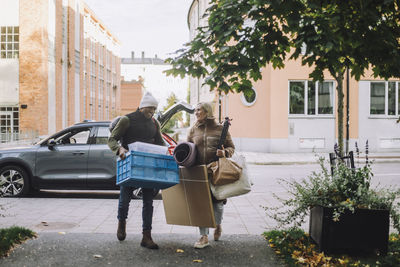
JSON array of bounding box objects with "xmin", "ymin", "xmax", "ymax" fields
[{"xmin": 166, "ymin": 0, "xmax": 400, "ymax": 154}]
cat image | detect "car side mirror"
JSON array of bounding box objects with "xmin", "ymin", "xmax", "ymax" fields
[{"xmin": 47, "ymin": 139, "xmax": 56, "ymax": 149}]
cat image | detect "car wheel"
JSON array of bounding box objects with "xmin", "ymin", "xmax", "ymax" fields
[
  {"xmin": 0, "ymin": 165, "xmax": 30, "ymax": 197},
  {"xmin": 132, "ymin": 188, "xmax": 159, "ymax": 199}
]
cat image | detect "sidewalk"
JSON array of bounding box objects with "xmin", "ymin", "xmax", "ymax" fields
[
  {"xmin": 238, "ymin": 151, "xmax": 400, "ymax": 165},
  {"xmin": 0, "ymin": 186, "xmax": 283, "ymax": 266},
  {"xmin": 0, "ymin": 147, "xmax": 399, "ymax": 266}
]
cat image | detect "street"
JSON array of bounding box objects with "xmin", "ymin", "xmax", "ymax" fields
[{"xmin": 249, "ymin": 162, "xmax": 400, "ymax": 194}]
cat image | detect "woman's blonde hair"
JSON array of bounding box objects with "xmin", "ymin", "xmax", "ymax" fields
[{"xmin": 197, "ymin": 102, "xmax": 214, "ymax": 119}]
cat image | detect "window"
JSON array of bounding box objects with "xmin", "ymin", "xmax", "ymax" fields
[
  {"xmin": 99, "ymin": 45, "xmax": 104, "ymax": 66},
  {"xmin": 99, "ymin": 80, "xmax": 104, "ymax": 120},
  {"xmin": 99, "ymin": 66, "xmax": 104, "ymax": 79},
  {"xmin": 0, "ymin": 26, "xmax": 19, "ymax": 58},
  {"xmin": 74, "ymin": 50, "xmax": 80, "ymax": 73},
  {"xmin": 83, "ymin": 73, "xmax": 87, "ymax": 119},
  {"xmin": 55, "ymin": 128, "xmax": 90, "ymax": 145},
  {"xmin": 90, "ymin": 76, "xmax": 95, "ymax": 119},
  {"xmin": 0, "ymin": 106, "xmax": 19, "ymax": 143},
  {"xmin": 112, "ymin": 86, "xmax": 116, "ymax": 114},
  {"xmin": 289, "ymin": 80, "xmax": 334, "ymax": 115},
  {"xmin": 370, "ymin": 81, "xmax": 399, "ymax": 116},
  {"xmin": 370, "ymin": 82, "xmax": 385, "ymax": 114},
  {"xmin": 240, "ymin": 88, "xmax": 257, "ymax": 106},
  {"xmin": 95, "ymin": 127, "xmax": 110, "ymax": 144},
  {"xmin": 318, "ymin": 82, "xmax": 334, "ymax": 114},
  {"xmin": 289, "ymin": 82, "xmax": 305, "ymax": 114}
]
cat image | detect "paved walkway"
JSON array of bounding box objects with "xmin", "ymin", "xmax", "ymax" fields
[
  {"xmin": 0, "ymin": 185, "xmax": 282, "ymax": 266},
  {"xmin": 0, "ymin": 164, "xmax": 283, "ymax": 266},
  {"xmin": 1, "ymin": 151, "xmax": 399, "ymax": 266},
  {"xmin": 0, "ymin": 192, "xmax": 273, "ymax": 235}
]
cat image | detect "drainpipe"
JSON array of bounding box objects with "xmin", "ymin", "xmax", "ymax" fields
[
  {"xmin": 218, "ymin": 91, "xmax": 222, "ymax": 123},
  {"xmin": 345, "ymin": 67, "xmax": 349, "ymax": 154}
]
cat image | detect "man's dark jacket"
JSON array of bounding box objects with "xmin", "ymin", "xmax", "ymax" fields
[{"xmin": 108, "ymin": 109, "xmax": 164, "ymax": 155}]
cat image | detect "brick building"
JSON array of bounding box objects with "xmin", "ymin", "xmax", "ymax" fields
[
  {"xmin": 120, "ymin": 77, "xmax": 143, "ymax": 115},
  {"xmin": 0, "ymin": 0, "xmax": 121, "ymax": 142},
  {"xmin": 121, "ymin": 51, "xmax": 188, "ymax": 111}
]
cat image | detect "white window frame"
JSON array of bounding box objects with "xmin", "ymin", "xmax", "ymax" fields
[
  {"xmin": 0, "ymin": 106, "xmax": 19, "ymax": 143},
  {"xmin": 0, "ymin": 26, "xmax": 19, "ymax": 59},
  {"xmin": 240, "ymin": 87, "xmax": 257, "ymax": 106},
  {"xmin": 288, "ymin": 80, "xmax": 335, "ymax": 118},
  {"xmin": 369, "ymin": 81, "xmax": 399, "ymax": 118}
]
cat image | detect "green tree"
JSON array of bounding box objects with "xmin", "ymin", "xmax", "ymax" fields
[
  {"xmin": 166, "ymin": 0, "xmax": 400, "ymax": 155},
  {"xmin": 162, "ymin": 92, "xmax": 183, "ymax": 133}
]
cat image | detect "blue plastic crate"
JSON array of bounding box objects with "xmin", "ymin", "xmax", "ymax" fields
[{"xmin": 116, "ymin": 151, "xmax": 179, "ymax": 189}]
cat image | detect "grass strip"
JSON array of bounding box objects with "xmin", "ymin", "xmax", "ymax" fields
[
  {"xmin": 264, "ymin": 228, "xmax": 400, "ymax": 266},
  {"xmin": 0, "ymin": 226, "xmax": 37, "ymax": 258}
]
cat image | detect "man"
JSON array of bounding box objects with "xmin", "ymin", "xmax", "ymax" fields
[{"xmin": 108, "ymin": 91, "xmax": 164, "ymax": 249}]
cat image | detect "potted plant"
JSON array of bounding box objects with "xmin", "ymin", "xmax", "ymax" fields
[{"xmin": 265, "ymin": 155, "xmax": 400, "ymax": 255}]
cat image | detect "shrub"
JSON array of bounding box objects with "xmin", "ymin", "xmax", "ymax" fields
[
  {"xmin": 0, "ymin": 226, "xmax": 36, "ymax": 258},
  {"xmin": 265, "ymin": 157, "xmax": 400, "ymax": 232}
]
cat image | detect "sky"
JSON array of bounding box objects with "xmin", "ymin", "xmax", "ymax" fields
[{"xmin": 84, "ymin": 0, "xmax": 193, "ymax": 60}]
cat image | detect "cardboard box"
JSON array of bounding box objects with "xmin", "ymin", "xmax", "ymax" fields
[{"xmin": 162, "ymin": 165, "xmax": 216, "ymax": 228}]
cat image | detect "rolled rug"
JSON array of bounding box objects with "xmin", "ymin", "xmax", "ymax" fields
[{"xmin": 173, "ymin": 142, "xmax": 197, "ymax": 167}]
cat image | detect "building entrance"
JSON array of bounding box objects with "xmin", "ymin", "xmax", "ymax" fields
[{"xmin": 0, "ymin": 107, "xmax": 19, "ymax": 143}]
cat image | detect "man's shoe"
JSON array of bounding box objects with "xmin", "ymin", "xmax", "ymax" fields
[
  {"xmin": 214, "ymin": 225, "xmax": 222, "ymax": 241},
  {"xmin": 141, "ymin": 230, "xmax": 159, "ymax": 249},
  {"xmin": 194, "ymin": 235, "xmax": 210, "ymax": 249},
  {"xmin": 117, "ymin": 220, "xmax": 126, "ymax": 241}
]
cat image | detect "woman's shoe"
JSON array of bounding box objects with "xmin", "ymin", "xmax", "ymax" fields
[
  {"xmin": 214, "ymin": 225, "xmax": 222, "ymax": 241},
  {"xmin": 194, "ymin": 235, "xmax": 210, "ymax": 249}
]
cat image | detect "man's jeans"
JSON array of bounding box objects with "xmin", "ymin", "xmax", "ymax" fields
[{"xmin": 118, "ymin": 186, "xmax": 155, "ymax": 231}]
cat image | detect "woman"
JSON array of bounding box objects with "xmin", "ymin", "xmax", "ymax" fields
[{"xmin": 187, "ymin": 102, "xmax": 235, "ymax": 249}]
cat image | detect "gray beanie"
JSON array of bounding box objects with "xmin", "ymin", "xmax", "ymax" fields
[{"xmin": 139, "ymin": 91, "xmax": 158, "ymax": 109}]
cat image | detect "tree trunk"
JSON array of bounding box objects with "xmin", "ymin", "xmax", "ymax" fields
[{"xmin": 336, "ymin": 74, "xmax": 344, "ymax": 156}]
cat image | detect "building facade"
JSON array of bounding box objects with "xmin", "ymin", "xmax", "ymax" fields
[
  {"xmin": 0, "ymin": 0, "xmax": 120, "ymax": 143},
  {"xmin": 188, "ymin": 0, "xmax": 400, "ymax": 153},
  {"xmin": 120, "ymin": 77, "xmax": 143, "ymax": 115},
  {"xmin": 121, "ymin": 51, "xmax": 188, "ymax": 111}
]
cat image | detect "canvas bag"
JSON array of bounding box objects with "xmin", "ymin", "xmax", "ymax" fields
[
  {"xmin": 207, "ymin": 116, "xmax": 241, "ymax": 186},
  {"xmin": 208, "ymin": 156, "xmax": 242, "ymax": 185},
  {"xmin": 210, "ymin": 154, "xmax": 252, "ymax": 200}
]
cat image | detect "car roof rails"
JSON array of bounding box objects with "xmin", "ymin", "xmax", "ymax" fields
[{"xmin": 73, "ymin": 119, "xmax": 96, "ymax": 125}]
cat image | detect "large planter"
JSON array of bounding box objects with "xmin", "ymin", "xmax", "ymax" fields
[{"xmin": 309, "ymin": 205, "xmax": 389, "ymax": 254}]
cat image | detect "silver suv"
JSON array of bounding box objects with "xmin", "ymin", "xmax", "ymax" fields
[{"xmin": 0, "ymin": 102, "xmax": 194, "ymax": 197}]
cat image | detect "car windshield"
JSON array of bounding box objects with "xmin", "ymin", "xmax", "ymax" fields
[{"xmin": 36, "ymin": 136, "xmax": 52, "ymax": 145}]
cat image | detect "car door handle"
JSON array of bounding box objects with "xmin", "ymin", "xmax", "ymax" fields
[{"xmin": 72, "ymin": 151, "xmax": 85, "ymax": 155}]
